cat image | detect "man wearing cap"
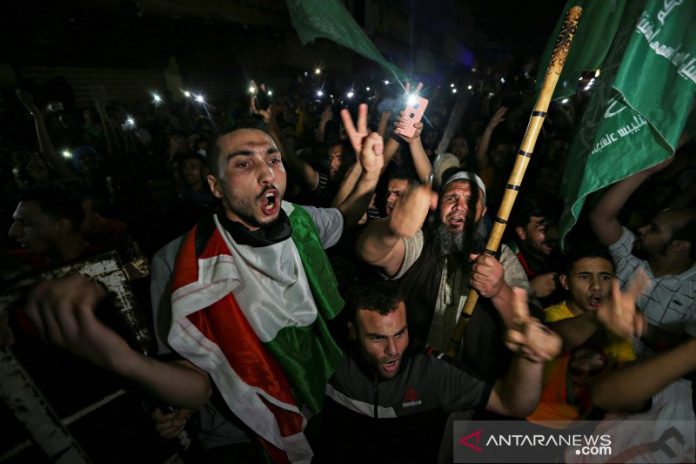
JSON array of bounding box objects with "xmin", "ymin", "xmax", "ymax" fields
[{"xmin": 356, "ymin": 167, "xmax": 531, "ymax": 379}]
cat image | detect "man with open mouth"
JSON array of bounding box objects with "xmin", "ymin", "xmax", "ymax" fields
[
  {"xmin": 314, "ymin": 280, "xmax": 560, "ymax": 463},
  {"xmin": 19, "ymin": 104, "xmax": 386, "ymax": 463},
  {"xmin": 526, "ymin": 244, "xmax": 638, "ymax": 427}
]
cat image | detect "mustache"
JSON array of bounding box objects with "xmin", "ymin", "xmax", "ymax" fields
[{"xmin": 256, "ymin": 185, "xmax": 279, "ymax": 200}]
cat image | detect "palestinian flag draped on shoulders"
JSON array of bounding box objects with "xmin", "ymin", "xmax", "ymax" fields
[
  {"xmin": 168, "ymin": 203, "xmax": 344, "ymax": 463},
  {"xmin": 534, "ymin": 0, "xmax": 696, "ymax": 246}
]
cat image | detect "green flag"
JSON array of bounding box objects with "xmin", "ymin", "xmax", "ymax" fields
[
  {"xmin": 285, "ymin": 0, "xmax": 406, "ymax": 80},
  {"xmin": 535, "ymin": 0, "xmax": 628, "ymax": 100},
  {"xmin": 554, "ymin": 0, "xmax": 696, "ymax": 246}
]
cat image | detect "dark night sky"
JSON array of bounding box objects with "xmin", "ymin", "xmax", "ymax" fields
[{"xmin": 1, "ymin": 0, "xmax": 568, "ymax": 70}]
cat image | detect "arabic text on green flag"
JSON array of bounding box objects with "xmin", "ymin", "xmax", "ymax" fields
[{"xmin": 556, "ymin": 0, "xmax": 696, "ymax": 246}]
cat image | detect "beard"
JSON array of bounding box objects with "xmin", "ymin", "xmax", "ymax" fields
[{"xmin": 432, "ymin": 219, "xmax": 488, "ymax": 257}]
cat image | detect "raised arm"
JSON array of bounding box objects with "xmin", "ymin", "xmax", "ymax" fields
[
  {"xmin": 551, "ymin": 271, "xmax": 648, "ymax": 350},
  {"xmin": 395, "ymin": 120, "xmax": 431, "ymax": 183},
  {"xmin": 23, "ymin": 275, "xmax": 212, "ymax": 410},
  {"xmin": 487, "ymin": 288, "xmax": 561, "ymax": 416},
  {"xmin": 91, "ymin": 85, "xmax": 123, "ymax": 157},
  {"xmin": 475, "ymin": 106, "xmax": 507, "ymax": 172},
  {"xmin": 16, "ymin": 89, "xmax": 72, "ymax": 178},
  {"xmin": 589, "ymin": 158, "xmax": 673, "ymax": 246},
  {"xmin": 250, "ymin": 88, "xmax": 320, "ymax": 190},
  {"xmin": 592, "ymin": 338, "xmax": 696, "ymax": 412},
  {"xmin": 356, "ymin": 183, "xmax": 433, "ymax": 276},
  {"xmin": 334, "ymin": 103, "xmax": 383, "ymax": 227}
]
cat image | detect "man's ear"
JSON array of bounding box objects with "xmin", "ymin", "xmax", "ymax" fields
[
  {"xmin": 669, "ymin": 239, "xmax": 690, "ymax": 256},
  {"xmin": 559, "ymin": 274, "xmax": 569, "ymax": 291},
  {"xmin": 207, "ymin": 174, "xmax": 224, "ymax": 199},
  {"xmin": 515, "ymin": 225, "xmax": 527, "ymax": 241},
  {"xmin": 347, "ymin": 321, "xmax": 357, "ymax": 340}
]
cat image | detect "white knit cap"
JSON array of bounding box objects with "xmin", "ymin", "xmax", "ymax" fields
[{"xmin": 442, "ymin": 171, "xmax": 487, "ymax": 199}]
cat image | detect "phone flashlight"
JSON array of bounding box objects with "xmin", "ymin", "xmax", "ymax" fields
[
  {"xmin": 406, "ymin": 94, "xmax": 418, "ymax": 106},
  {"xmin": 365, "ymin": 86, "xmax": 371, "ymax": 91},
  {"xmin": 316, "ymin": 90, "xmax": 324, "ymax": 97},
  {"xmin": 183, "ymin": 90, "xmax": 192, "ymax": 98},
  {"xmin": 346, "ymin": 90, "xmax": 354, "ymax": 99},
  {"xmin": 452, "ymin": 88, "xmax": 458, "ymax": 94},
  {"xmin": 314, "ymin": 68, "xmax": 321, "ymax": 75},
  {"xmin": 248, "ymin": 86, "xmax": 256, "ymax": 94},
  {"xmin": 194, "ymin": 94, "xmax": 205, "ymax": 103},
  {"xmin": 62, "ymin": 149, "xmax": 73, "ymax": 159},
  {"xmin": 125, "ymin": 115, "xmax": 136, "ymax": 128},
  {"xmin": 152, "ymin": 92, "xmax": 163, "ymax": 104}
]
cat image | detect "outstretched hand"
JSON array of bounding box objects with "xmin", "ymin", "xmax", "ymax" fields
[
  {"xmin": 22, "ymin": 275, "xmax": 131, "ymax": 370},
  {"xmin": 358, "ymin": 132, "xmax": 384, "ymax": 177},
  {"xmin": 505, "ymin": 288, "xmax": 562, "ymax": 362},
  {"xmin": 341, "ymin": 103, "xmax": 369, "ymax": 154},
  {"xmin": 487, "ymin": 106, "xmax": 508, "ymax": 130},
  {"xmin": 389, "ymin": 184, "xmax": 437, "ymax": 238},
  {"xmin": 596, "ymin": 269, "xmax": 650, "ymax": 339},
  {"xmin": 394, "ymin": 82, "xmax": 425, "ymax": 143},
  {"xmin": 249, "ymin": 80, "xmax": 274, "ymax": 125}
]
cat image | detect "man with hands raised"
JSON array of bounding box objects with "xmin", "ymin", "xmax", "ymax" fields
[
  {"xmin": 18, "ymin": 103, "xmax": 384, "ymax": 463},
  {"xmin": 356, "ymin": 167, "xmax": 532, "ymax": 380}
]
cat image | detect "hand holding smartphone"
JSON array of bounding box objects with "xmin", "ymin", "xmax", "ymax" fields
[
  {"xmin": 395, "ymin": 96, "xmax": 428, "ymax": 138},
  {"xmin": 395, "ymin": 82, "xmax": 428, "ymax": 139}
]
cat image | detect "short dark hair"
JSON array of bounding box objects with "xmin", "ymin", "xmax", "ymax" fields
[
  {"xmin": 18, "ymin": 182, "xmax": 85, "ymax": 232},
  {"xmin": 206, "ymin": 119, "xmax": 271, "ymax": 177},
  {"xmin": 346, "ymin": 281, "xmax": 403, "ymax": 322},
  {"xmin": 562, "ymin": 243, "xmax": 614, "ymax": 275},
  {"xmin": 511, "ymin": 194, "xmax": 561, "ymax": 229}
]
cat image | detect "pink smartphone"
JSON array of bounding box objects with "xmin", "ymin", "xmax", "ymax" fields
[{"xmin": 396, "ymin": 96, "xmax": 429, "ymax": 138}]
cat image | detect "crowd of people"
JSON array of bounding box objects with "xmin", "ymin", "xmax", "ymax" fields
[{"xmin": 1, "ymin": 51, "xmax": 695, "ymax": 463}]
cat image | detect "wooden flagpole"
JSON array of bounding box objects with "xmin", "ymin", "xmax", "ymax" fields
[{"xmin": 446, "ymin": 6, "xmax": 583, "ymax": 358}]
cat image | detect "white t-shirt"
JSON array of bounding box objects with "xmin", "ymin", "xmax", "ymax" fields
[{"xmin": 609, "ymin": 227, "xmax": 696, "ymax": 355}]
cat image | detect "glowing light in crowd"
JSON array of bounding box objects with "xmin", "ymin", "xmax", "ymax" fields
[
  {"xmin": 450, "ymin": 83, "xmax": 455, "ymax": 88},
  {"xmin": 304, "ymin": 71, "xmax": 308, "ymax": 77},
  {"xmin": 500, "ymin": 77, "xmax": 506, "ymax": 84},
  {"xmin": 384, "ymin": 80, "xmax": 390, "ymax": 85},
  {"xmin": 595, "ymin": 69, "xmax": 601, "ymax": 78},
  {"xmin": 406, "ymin": 94, "xmax": 418, "ymax": 106},
  {"xmin": 346, "ymin": 90, "xmax": 355, "ymax": 99},
  {"xmin": 472, "ymin": 67, "xmax": 477, "ymax": 72},
  {"xmin": 314, "ymin": 67, "xmax": 321, "ymax": 75},
  {"xmin": 182, "ymin": 90, "xmax": 192, "ymax": 98},
  {"xmin": 316, "ymin": 90, "xmax": 324, "ymax": 97},
  {"xmin": 194, "ymin": 94, "xmax": 205, "ymax": 103},
  {"xmin": 125, "ymin": 115, "xmax": 136, "ymax": 127},
  {"xmin": 365, "ymin": 86, "xmax": 371, "ymax": 91},
  {"xmin": 248, "ymin": 85, "xmax": 256, "ymax": 94},
  {"xmin": 62, "ymin": 149, "xmax": 72, "ymax": 159},
  {"xmin": 561, "ymin": 98, "xmax": 570, "ymax": 104},
  {"xmin": 267, "ymin": 90, "xmax": 273, "ymax": 96},
  {"xmin": 451, "ymin": 88, "xmax": 458, "ymax": 94},
  {"xmin": 151, "ymin": 92, "xmax": 163, "ymax": 104},
  {"xmin": 467, "ymin": 84, "xmax": 473, "ymax": 90}
]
